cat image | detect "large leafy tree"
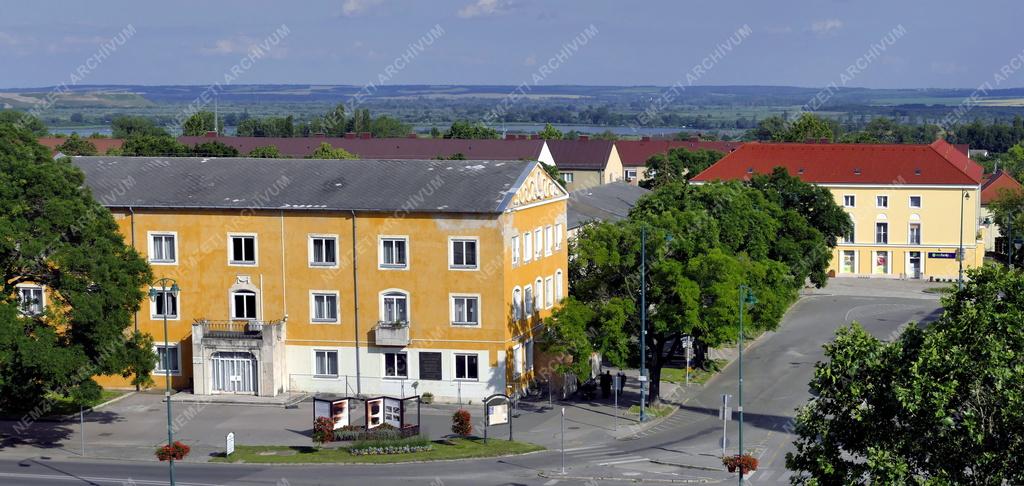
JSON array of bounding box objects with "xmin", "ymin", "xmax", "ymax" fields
[
  {"xmin": 776, "ymin": 113, "xmax": 835, "ymax": 142},
  {"xmin": 55, "ymin": 133, "xmax": 98, "ymax": 156},
  {"xmin": 189, "ymin": 141, "xmax": 240, "ymax": 157},
  {"xmin": 444, "ymin": 121, "xmax": 500, "ymax": 139},
  {"xmin": 787, "ymin": 266, "xmax": 1024, "ymax": 485},
  {"xmin": 538, "ymin": 123, "xmax": 564, "ymax": 140},
  {"xmin": 640, "ymin": 148, "xmax": 725, "ymax": 190},
  {"xmin": 0, "ymin": 111, "xmax": 48, "ymax": 136},
  {"xmin": 988, "ymin": 186, "xmax": 1024, "ymax": 266},
  {"xmin": 111, "ymin": 115, "xmax": 167, "ymax": 138},
  {"xmin": 181, "ymin": 111, "xmax": 220, "ymax": 136},
  {"xmin": 309, "ymin": 142, "xmax": 358, "ymax": 159},
  {"xmin": 0, "ymin": 123, "xmax": 154, "ymax": 411},
  {"xmin": 120, "ymin": 135, "xmax": 190, "ymax": 156}
]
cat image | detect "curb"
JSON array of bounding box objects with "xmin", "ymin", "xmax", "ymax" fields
[
  {"xmin": 89, "ymin": 391, "xmax": 136, "ymax": 411},
  {"xmin": 538, "ymin": 471, "xmax": 711, "ymax": 483},
  {"xmin": 648, "ymin": 459, "xmax": 725, "ymax": 472}
]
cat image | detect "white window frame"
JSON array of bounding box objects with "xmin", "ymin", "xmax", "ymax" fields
[
  {"xmin": 909, "ymin": 195, "xmax": 922, "ymax": 209},
  {"xmin": 308, "ymin": 234, "xmax": 339, "ymax": 268},
  {"xmin": 625, "ymin": 168, "xmax": 638, "ymax": 181},
  {"xmin": 562, "ymin": 172, "xmax": 574, "ymax": 183},
  {"xmin": 228, "ymin": 233, "xmax": 258, "ymax": 266},
  {"xmin": 525, "ymin": 340, "xmax": 534, "ymax": 371},
  {"xmin": 544, "ymin": 276, "xmax": 554, "ymax": 308},
  {"xmin": 231, "ymin": 290, "xmax": 258, "ymax": 320},
  {"xmin": 512, "ymin": 286, "xmax": 523, "ymax": 320},
  {"xmin": 150, "ymin": 289, "xmax": 180, "ymax": 320},
  {"xmin": 448, "ymin": 237, "xmax": 479, "ymax": 270},
  {"xmin": 16, "ymin": 284, "xmax": 45, "ymax": 316},
  {"xmin": 523, "ymin": 232, "xmax": 533, "ymax": 262},
  {"xmin": 512, "ymin": 344, "xmax": 524, "ymax": 377},
  {"xmin": 544, "ymin": 226, "xmax": 554, "ymax": 256},
  {"xmin": 843, "ymin": 194, "xmax": 856, "ymax": 208},
  {"xmin": 555, "ymin": 269, "xmax": 564, "ymax": 301},
  {"xmin": 908, "ymin": 222, "xmax": 922, "ymax": 245},
  {"xmin": 379, "ymin": 289, "xmax": 410, "ymax": 325},
  {"xmin": 875, "ymin": 195, "xmax": 889, "ymax": 209},
  {"xmin": 554, "ymin": 224, "xmax": 563, "ymax": 250},
  {"xmin": 453, "ymin": 353, "xmax": 480, "ymax": 381},
  {"xmin": 840, "ymin": 250, "xmax": 858, "ymax": 274},
  {"xmin": 154, "ymin": 343, "xmax": 182, "ymax": 376},
  {"xmin": 534, "ymin": 278, "xmax": 543, "ymax": 312},
  {"xmin": 450, "ymin": 294, "xmax": 481, "ymax": 327},
  {"xmin": 313, "ymin": 349, "xmax": 339, "ymax": 378},
  {"xmin": 310, "ymin": 290, "xmax": 340, "ymax": 324},
  {"xmin": 524, "ymin": 285, "xmax": 534, "ymax": 314},
  {"xmin": 875, "ymin": 222, "xmax": 889, "ymax": 244},
  {"xmin": 533, "ymin": 229, "xmax": 543, "ymax": 260},
  {"xmin": 383, "ymin": 352, "xmax": 408, "ymax": 379},
  {"xmin": 873, "ymin": 250, "xmax": 891, "ymax": 275},
  {"xmin": 147, "ymin": 231, "xmax": 178, "ymax": 265},
  {"xmin": 511, "ymin": 235, "xmax": 520, "ymax": 266},
  {"xmin": 378, "ymin": 235, "xmax": 409, "ymax": 270}
]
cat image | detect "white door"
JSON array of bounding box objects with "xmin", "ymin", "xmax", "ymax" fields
[
  {"xmin": 908, "ymin": 252, "xmax": 922, "ymax": 279},
  {"xmin": 211, "ymin": 352, "xmax": 257, "ymax": 394}
]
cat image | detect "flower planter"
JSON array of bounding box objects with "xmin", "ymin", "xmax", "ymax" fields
[{"xmin": 156, "ymin": 441, "xmax": 190, "ymax": 461}]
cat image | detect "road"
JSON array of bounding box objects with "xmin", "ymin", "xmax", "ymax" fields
[{"xmin": 0, "ymin": 280, "xmax": 943, "ymax": 485}]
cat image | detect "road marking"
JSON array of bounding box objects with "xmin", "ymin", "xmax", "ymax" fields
[
  {"xmin": 574, "ymin": 449, "xmax": 620, "ymax": 458},
  {"xmin": 543, "ymin": 480, "xmax": 559, "ymax": 485},
  {"xmin": 0, "ymin": 472, "xmax": 223, "ymax": 486},
  {"xmin": 596, "ymin": 456, "xmax": 649, "ymax": 466},
  {"xmin": 561, "ymin": 445, "xmax": 606, "ymax": 453}
]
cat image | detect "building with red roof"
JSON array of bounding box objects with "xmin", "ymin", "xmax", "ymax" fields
[
  {"xmin": 691, "ymin": 140, "xmax": 986, "ymax": 280},
  {"xmin": 979, "ymin": 170, "xmax": 1022, "ymax": 251},
  {"xmin": 545, "ymin": 137, "xmax": 623, "ymax": 191},
  {"xmin": 39, "ymin": 137, "xmax": 124, "ymax": 156},
  {"xmin": 615, "ymin": 137, "xmax": 742, "ymax": 183}
]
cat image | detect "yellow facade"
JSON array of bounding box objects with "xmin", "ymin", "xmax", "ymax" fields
[
  {"xmin": 561, "ymin": 145, "xmax": 625, "ymax": 191},
  {"xmin": 828, "ymin": 185, "xmax": 985, "ymax": 279},
  {"xmin": 96, "ymin": 164, "xmax": 567, "ymax": 400}
]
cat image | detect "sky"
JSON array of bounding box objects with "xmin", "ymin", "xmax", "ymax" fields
[{"xmin": 1, "ymin": 0, "xmax": 1022, "ymax": 90}]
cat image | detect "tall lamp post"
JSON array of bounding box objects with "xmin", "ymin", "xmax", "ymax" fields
[
  {"xmin": 737, "ymin": 285, "xmax": 757, "ymax": 486},
  {"xmin": 639, "ymin": 226, "xmax": 647, "ymax": 422},
  {"xmin": 958, "ymin": 191, "xmax": 970, "ymax": 291},
  {"xmin": 149, "ymin": 278, "xmax": 180, "ymax": 486}
]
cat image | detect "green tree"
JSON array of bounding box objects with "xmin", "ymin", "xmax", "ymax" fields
[
  {"xmin": 0, "ymin": 111, "xmax": 48, "ymax": 136},
  {"xmin": 640, "ymin": 148, "xmax": 725, "ymax": 190},
  {"xmin": 55, "ymin": 133, "xmax": 99, "ymax": 156},
  {"xmin": 745, "ymin": 115, "xmax": 787, "ymax": 141},
  {"xmin": 988, "ymin": 186, "xmax": 1024, "ymax": 266},
  {"xmin": 370, "ymin": 115, "xmax": 411, "ymax": 138},
  {"xmin": 309, "ymin": 142, "xmax": 358, "ymax": 159},
  {"xmin": 541, "ymin": 162, "xmax": 566, "ymax": 187},
  {"xmin": 444, "ymin": 121, "xmax": 500, "ymax": 139},
  {"xmin": 121, "ymin": 135, "xmax": 190, "ymax": 156},
  {"xmin": 538, "ymin": 123, "xmax": 564, "ymax": 140},
  {"xmin": 111, "ymin": 116, "xmax": 167, "ymax": 138},
  {"xmin": 0, "ymin": 123, "xmax": 153, "ymax": 411},
  {"xmin": 189, "ymin": 141, "xmax": 240, "ymax": 157},
  {"xmin": 787, "ymin": 266, "xmax": 1024, "ymax": 485},
  {"xmin": 248, "ymin": 145, "xmax": 283, "ymax": 158},
  {"xmin": 592, "ymin": 129, "xmax": 619, "ymax": 141},
  {"xmin": 776, "ymin": 113, "xmax": 834, "ymax": 142},
  {"xmin": 181, "ymin": 111, "xmax": 220, "ymax": 136}
]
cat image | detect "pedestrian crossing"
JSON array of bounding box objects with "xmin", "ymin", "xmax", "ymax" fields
[
  {"xmin": 627, "ymin": 405, "xmax": 708, "ymax": 438},
  {"xmin": 560, "ymin": 444, "xmax": 649, "ymax": 467}
]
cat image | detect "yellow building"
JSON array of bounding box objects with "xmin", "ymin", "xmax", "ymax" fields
[
  {"xmin": 547, "ymin": 138, "xmax": 624, "ymax": 191},
  {"xmin": 77, "ymin": 156, "xmax": 567, "ymax": 399},
  {"xmin": 692, "ymin": 140, "xmax": 986, "ymax": 279}
]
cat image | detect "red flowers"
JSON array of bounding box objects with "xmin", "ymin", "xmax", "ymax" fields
[{"xmin": 155, "ymin": 441, "xmax": 190, "ymax": 461}]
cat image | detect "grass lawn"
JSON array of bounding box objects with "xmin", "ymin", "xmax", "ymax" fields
[
  {"xmin": 211, "ymin": 438, "xmax": 544, "ymax": 464},
  {"xmin": 625, "ymin": 404, "xmax": 673, "ymax": 419},
  {"xmin": 45, "ymin": 389, "xmax": 126, "ymax": 416},
  {"xmin": 923, "ymin": 286, "xmax": 954, "ymax": 295},
  {"xmin": 661, "ymin": 359, "xmax": 727, "ymax": 386}
]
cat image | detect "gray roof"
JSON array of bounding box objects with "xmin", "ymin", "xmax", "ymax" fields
[
  {"xmin": 73, "ymin": 156, "xmax": 537, "ymax": 214},
  {"xmin": 567, "ymin": 182, "xmax": 649, "ymax": 230}
]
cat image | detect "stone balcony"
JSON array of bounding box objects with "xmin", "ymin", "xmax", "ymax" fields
[{"xmin": 374, "ymin": 320, "xmax": 410, "ymax": 346}]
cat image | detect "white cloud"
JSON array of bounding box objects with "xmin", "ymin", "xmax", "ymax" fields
[
  {"xmin": 457, "ymin": 0, "xmax": 512, "ymax": 19},
  {"xmin": 342, "ymin": 0, "xmax": 383, "ymax": 16},
  {"xmin": 811, "ymin": 19, "xmax": 843, "ymax": 34},
  {"xmin": 199, "ymin": 35, "xmax": 287, "ymax": 59}
]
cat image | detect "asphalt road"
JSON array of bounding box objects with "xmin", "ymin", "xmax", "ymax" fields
[{"xmin": 0, "ymin": 281, "xmax": 944, "ymax": 485}]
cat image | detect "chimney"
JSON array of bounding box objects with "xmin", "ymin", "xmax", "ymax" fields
[
  {"xmin": 407, "ymin": 133, "xmax": 418, "ymax": 139},
  {"xmin": 641, "ymin": 136, "xmax": 651, "ymax": 141},
  {"xmin": 344, "ymin": 132, "xmax": 357, "ymax": 139},
  {"xmin": 359, "ymin": 132, "xmax": 372, "ymax": 139},
  {"xmin": 313, "ymin": 132, "xmax": 326, "ymax": 138},
  {"xmin": 578, "ymin": 135, "xmax": 589, "ymax": 141},
  {"xmin": 204, "ymin": 131, "xmax": 218, "ymax": 138}
]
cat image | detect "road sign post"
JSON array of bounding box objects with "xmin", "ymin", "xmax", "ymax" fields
[{"xmin": 720, "ymin": 394, "xmax": 731, "ymax": 457}]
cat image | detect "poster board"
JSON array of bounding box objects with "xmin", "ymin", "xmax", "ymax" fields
[
  {"xmin": 366, "ymin": 398, "xmax": 384, "ymax": 429},
  {"xmin": 331, "ymin": 400, "xmax": 349, "ymax": 429},
  {"xmin": 487, "ymin": 403, "xmax": 509, "ymax": 426}
]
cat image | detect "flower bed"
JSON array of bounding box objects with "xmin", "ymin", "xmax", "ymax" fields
[{"xmin": 349, "ymin": 444, "xmax": 434, "ymax": 455}]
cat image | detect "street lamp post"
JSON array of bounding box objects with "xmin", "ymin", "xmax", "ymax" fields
[
  {"xmin": 737, "ymin": 285, "xmax": 757, "ymax": 486},
  {"xmin": 639, "ymin": 226, "xmax": 647, "ymax": 422},
  {"xmin": 959, "ymin": 191, "xmax": 970, "ymax": 290},
  {"xmin": 149, "ymin": 278, "xmax": 180, "ymax": 486}
]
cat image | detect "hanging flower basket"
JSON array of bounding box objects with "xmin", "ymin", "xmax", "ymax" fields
[
  {"xmin": 722, "ymin": 454, "xmax": 758, "ymax": 474},
  {"xmin": 156, "ymin": 441, "xmax": 191, "ymax": 461}
]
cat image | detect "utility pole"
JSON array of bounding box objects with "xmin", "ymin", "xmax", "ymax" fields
[
  {"xmin": 737, "ymin": 285, "xmax": 756, "ymax": 486},
  {"xmin": 639, "ymin": 226, "xmax": 647, "ymax": 422},
  {"xmin": 149, "ymin": 279, "xmax": 180, "ymax": 486},
  {"xmin": 959, "ymin": 190, "xmax": 969, "ymax": 290}
]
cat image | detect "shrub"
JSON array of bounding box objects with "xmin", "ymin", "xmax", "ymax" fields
[
  {"xmin": 334, "ymin": 423, "xmax": 403, "ymax": 442},
  {"xmin": 349, "ymin": 435, "xmax": 432, "ymax": 455},
  {"xmin": 722, "ymin": 454, "xmax": 759, "ymax": 474},
  {"xmin": 421, "ymin": 392, "xmax": 434, "ymax": 404},
  {"xmin": 452, "ymin": 409, "xmax": 473, "ymax": 436},
  {"xmin": 312, "ymin": 416, "xmax": 335, "ymax": 446},
  {"xmin": 155, "ymin": 441, "xmax": 190, "ymax": 461}
]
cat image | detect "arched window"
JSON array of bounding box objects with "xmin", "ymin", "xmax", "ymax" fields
[
  {"xmin": 512, "ymin": 287, "xmax": 522, "ymax": 320},
  {"xmin": 534, "ymin": 278, "xmax": 544, "ymax": 312},
  {"xmin": 555, "ymin": 269, "xmax": 564, "ymax": 301},
  {"xmin": 381, "ymin": 290, "xmax": 409, "ymax": 324},
  {"xmin": 231, "ymin": 290, "xmax": 257, "ymax": 320},
  {"xmin": 524, "ymin": 286, "xmax": 534, "ymax": 314}
]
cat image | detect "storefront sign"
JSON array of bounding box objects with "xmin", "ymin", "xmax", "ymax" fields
[{"xmin": 928, "ymin": 252, "xmax": 957, "ymax": 259}]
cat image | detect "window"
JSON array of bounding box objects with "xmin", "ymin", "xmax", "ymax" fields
[
  {"xmin": 18, "ymin": 286, "xmax": 44, "ymax": 316},
  {"xmin": 155, "ymin": 344, "xmax": 180, "ymax": 374},
  {"xmin": 534, "ymin": 278, "xmax": 543, "ymax": 312},
  {"xmin": 842, "ymin": 223, "xmax": 855, "ymax": 244},
  {"xmin": 909, "ymin": 223, "xmax": 921, "ymax": 245},
  {"xmin": 523, "ymin": 232, "xmax": 533, "ymax": 262},
  {"xmin": 152, "ymin": 290, "xmax": 178, "ymax": 318},
  {"xmin": 554, "ymin": 224, "xmax": 563, "ymax": 250},
  {"xmin": 512, "ymin": 287, "xmax": 522, "ymax": 320},
  {"xmin": 544, "ymin": 226, "xmax": 554, "ymax": 256},
  {"xmin": 232, "ymin": 290, "xmax": 257, "ymax": 320},
  {"xmin": 843, "ymin": 195, "xmax": 856, "ymax": 208},
  {"xmin": 380, "ymin": 237, "xmax": 408, "ymax": 268},
  {"xmin": 524, "ymin": 286, "xmax": 534, "ymax": 314},
  {"xmin": 381, "ymin": 291, "xmax": 408, "ymax": 324},
  {"xmin": 544, "ymin": 277, "xmax": 554, "ymax": 308},
  {"xmin": 314, "ymin": 350, "xmax": 339, "ymax": 377},
  {"xmin": 311, "ymin": 292, "xmax": 339, "ymax": 323},
  {"xmin": 310, "ymin": 236, "xmax": 337, "ymax": 266},
  {"xmin": 149, "ymin": 233, "xmax": 177, "ymax": 264},
  {"xmin": 454, "ymin": 354, "xmax": 479, "ymax": 380},
  {"xmin": 384, "ymin": 352, "xmax": 407, "ymax": 378},
  {"xmin": 625, "ymin": 169, "xmax": 638, "ymax": 181},
  {"xmin": 512, "ymin": 344, "xmax": 524, "ymax": 376},
  {"xmin": 451, "ymin": 295, "xmax": 479, "ymax": 326},
  {"xmin": 875, "ymin": 222, "xmax": 888, "ymax": 244},
  {"xmin": 555, "ymin": 270, "xmax": 564, "ymax": 301},
  {"xmin": 450, "ymin": 238, "xmax": 478, "ymax": 269},
  {"xmin": 876, "ymin": 195, "xmax": 889, "ymax": 208},
  {"xmin": 511, "ymin": 235, "xmax": 520, "ymax": 266},
  {"xmin": 563, "ymin": 172, "xmax": 574, "ymax": 184},
  {"xmin": 229, "ymin": 235, "xmax": 257, "ymax": 265},
  {"xmin": 873, "ymin": 251, "xmax": 891, "ymax": 274},
  {"xmin": 841, "ymin": 250, "xmax": 856, "ymax": 274},
  {"xmin": 909, "ymin": 195, "xmax": 922, "ymax": 208},
  {"xmin": 533, "ymin": 229, "xmax": 543, "ymax": 260},
  {"xmin": 525, "ymin": 340, "xmax": 534, "ymax": 371}
]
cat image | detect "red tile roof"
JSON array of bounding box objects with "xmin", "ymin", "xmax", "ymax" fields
[
  {"xmin": 981, "ymin": 170, "xmax": 1022, "ymax": 204},
  {"xmin": 691, "ymin": 140, "xmax": 984, "ymax": 186},
  {"xmin": 546, "ymin": 139, "xmax": 615, "ymax": 170},
  {"xmin": 177, "ymin": 136, "xmax": 545, "ymax": 160},
  {"xmin": 39, "ymin": 137, "xmax": 124, "ymax": 155},
  {"xmin": 616, "ymin": 139, "xmax": 742, "ymax": 167}
]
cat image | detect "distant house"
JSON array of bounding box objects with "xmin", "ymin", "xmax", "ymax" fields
[
  {"xmin": 546, "ymin": 137, "xmax": 623, "ymax": 191},
  {"xmin": 177, "ymin": 133, "xmax": 554, "ymax": 164},
  {"xmin": 567, "ymin": 182, "xmax": 649, "ymax": 238},
  {"xmin": 38, "ymin": 137, "xmax": 124, "ymax": 156},
  {"xmin": 979, "ymin": 170, "xmax": 1023, "ymax": 251},
  {"xmin": 615, "ymin": 137, "xmax": 742, "ymax": 184}
]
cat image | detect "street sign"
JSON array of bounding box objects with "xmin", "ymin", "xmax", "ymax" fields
[
  {"xmin": 226, "ymin": 432, "xmax": 235, "ymax": 456},
  {"xmin": 928, "ymin": 252, "xmax": 957, "ymax": 259},
  {"xmin": 638, "ymin": 375, "xmax": 648, "ymax": 382},
  {"xmin": 681, "ymin": 335, "xmax": 694, "ymax": 349}
]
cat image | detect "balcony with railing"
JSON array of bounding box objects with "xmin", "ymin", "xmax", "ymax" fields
[
  {"xmin": 194, "ymin": 319, "xmax": 282, "ymax": 340},
  {"xmin": 374, "ymin": 320, "xmax": 410, "ymax": 346}
]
